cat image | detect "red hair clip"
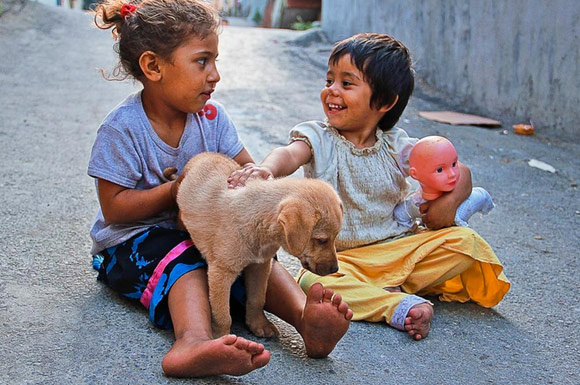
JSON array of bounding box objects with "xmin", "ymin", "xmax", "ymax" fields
[{"xmin": 120, "ymin": 3, "xmax": 137, "ymax": 19}]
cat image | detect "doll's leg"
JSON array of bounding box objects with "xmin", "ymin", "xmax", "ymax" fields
[{"xmin": 454, "ymin": 187, "xmax": 495, "ymax": 226}]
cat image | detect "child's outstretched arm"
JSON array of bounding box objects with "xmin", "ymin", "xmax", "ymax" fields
[
  {"xmin": 232, "ymin": 148, "xmax": 255, "ymax": 167},
  {"xmin": 228, "ymin": 141, "xmax": 312, "ymax": 188},
  {"xmin": 420, "ymin": 162, "xmax": 472, "ymax": 229},
  {"xmin": 97, "ymin": 178, "xmax": 177, "ymax": 224}
]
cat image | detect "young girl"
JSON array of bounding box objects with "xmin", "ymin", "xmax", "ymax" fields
[
  {"xmin": 89, "ymin": 0, "xmax": 352, "ymax": 378},
  {"xmin": 228, "ymin": 33, "xmax": 510, "ymax": 341}
]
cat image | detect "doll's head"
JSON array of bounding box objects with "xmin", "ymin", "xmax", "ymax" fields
[{"xmin": 409, "ymin": 136, "xmax": 460, "ymax": 200}]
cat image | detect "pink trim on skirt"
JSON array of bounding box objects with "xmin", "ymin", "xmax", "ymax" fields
[{"xmin": 140, "ymin": 239, "xmax": 195, "ymax": 308}]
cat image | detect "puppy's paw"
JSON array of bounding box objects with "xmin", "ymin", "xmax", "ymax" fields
[
  {"xmin": 247, "ymin": 316, "xmax": 279, "ymax": 338},
  {"xmin": 212, "ymin": 321, "xmax": 231, "ymax": 338}
]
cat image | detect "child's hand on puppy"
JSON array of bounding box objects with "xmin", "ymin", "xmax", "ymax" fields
[
  {"xmin": 163, "ymin": 166, "xmax": 185, "ymax": 202},
  {"xmin": 228, "ymin": 163, "xmax": 273, "ymax": 189}
]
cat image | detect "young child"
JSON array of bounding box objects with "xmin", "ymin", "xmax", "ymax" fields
[
  {"xmin": 228, "ymin": 33, "xmax": 510, "ymax": 341},
  {"xmin": 393, "ymin": 135, "xmax": 495, "ymax": 228},
  {"xmin": 89, "ymin": 0, "xmax": 352, "ymax": 378}
]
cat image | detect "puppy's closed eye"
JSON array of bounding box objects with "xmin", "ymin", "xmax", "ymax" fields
[{"xmin": 315, "ymin": 238, "xmax": 329, "ymax": 246}]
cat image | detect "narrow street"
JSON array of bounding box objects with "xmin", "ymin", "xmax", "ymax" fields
[{"xmin": 0, "ymin": 3, "xmax": 578, "ymax": 384}]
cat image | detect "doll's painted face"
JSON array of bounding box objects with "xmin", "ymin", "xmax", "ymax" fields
[{"xmin": 409, "ymin": 136, "xmax": 460, "ymax": 193}]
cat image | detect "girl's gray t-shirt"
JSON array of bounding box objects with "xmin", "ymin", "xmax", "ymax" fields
[{"xmin": 87, "ymin": 91, "xmax": 244, "ymax": 255}]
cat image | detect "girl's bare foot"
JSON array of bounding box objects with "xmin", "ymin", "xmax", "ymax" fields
[
  {"xmin": 404, "ymin": 303, "xmax": 433, "ymax": 341},
  {"xmin": 299, "ymin": 282, "xmax": 353, "ymax": 358},
  {"xmin": 161, "ymin": 334, "xmax": 270, "ymax": 377}
]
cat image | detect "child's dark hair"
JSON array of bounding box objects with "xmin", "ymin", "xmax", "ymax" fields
[
  {"xmin": 94, "ymin": 0, "xmax": 220, "ymax": 80},
  {"xmin": 329, "ymin": 33, "xmax": 415, "ymax": 131}
]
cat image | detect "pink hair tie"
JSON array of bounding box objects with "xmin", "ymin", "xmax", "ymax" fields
[{"xmin": 120, "ymin": 3, "xmax": 137, "ymax": 19}]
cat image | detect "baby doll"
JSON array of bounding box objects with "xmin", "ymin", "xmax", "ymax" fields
[{"xmin": 394, "ymin": 136, "xmax": 495, "ymax": 228}]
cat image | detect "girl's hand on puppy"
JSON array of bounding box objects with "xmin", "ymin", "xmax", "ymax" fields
[
  {"xmin": 169, "ymin": 174, "xmax": 185, "ymax": 201},
  {"xmin": 228, "ymin": 163, "xmax": 273, "ymax": 189},
  {"xmin": 163, "ymin": 166, "xmax": 184, "ymax": 202}
]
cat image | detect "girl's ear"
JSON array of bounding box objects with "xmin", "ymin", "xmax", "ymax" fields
[
  {"xmin": 139, "ymin": 51, "xmax": 162, "ymax": 81},
  {"xmin": 379, "ymin": 94, "xmax": 399, "ymax": 113},
  {"xmin": 409, "ymin": 166, "xmax": 418, "ymax": 180}
]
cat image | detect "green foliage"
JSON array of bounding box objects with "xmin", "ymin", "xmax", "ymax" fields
[
  {"xmin": 251, "ymin": 10, "xmax": 262, "ymax": 25},
  {"xmin": 291, "ymin": 16, "xmax": 314, "ymax": 31}
]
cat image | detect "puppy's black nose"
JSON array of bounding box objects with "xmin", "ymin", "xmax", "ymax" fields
[{"xmin": 316, "ymin": 263, "xmax": 338, "ymax": 276}]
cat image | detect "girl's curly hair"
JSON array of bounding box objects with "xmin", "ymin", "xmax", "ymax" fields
[{"xmin": 94, "ymin": 0, "xmax": 220, "ymax": 80}]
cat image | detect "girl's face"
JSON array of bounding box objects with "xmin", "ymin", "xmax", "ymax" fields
[
  {"xmin": 158, "ymin": 32, "xmax": 220, "ymax": 114},
  {"xmin": 320, "ymin": 54, "xmax": 388, "ymax": 134}
]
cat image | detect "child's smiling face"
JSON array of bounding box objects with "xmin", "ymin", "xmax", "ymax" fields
[{"xmin": 320, "ymin": 54, "xmax": 389, "ymax": 135}]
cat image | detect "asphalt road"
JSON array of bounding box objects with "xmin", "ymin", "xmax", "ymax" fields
[{"xmin": 0, "ymin": 3, "xmax": 578, "ymax": 384}]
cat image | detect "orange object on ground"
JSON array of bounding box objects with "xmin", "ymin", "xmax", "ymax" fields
[{"xmin": 513, "ymin": 124, "xmax": 534, "ymax": 135}]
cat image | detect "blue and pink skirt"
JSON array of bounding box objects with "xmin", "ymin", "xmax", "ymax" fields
[{"xmin": 93, "ymin": 226, "xmax": 246, "ymax": 329}]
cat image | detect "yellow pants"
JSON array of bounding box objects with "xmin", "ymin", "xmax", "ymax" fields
[{"xmin": 297, "ymin": 227, "xmax": 510, "ymax": 329}]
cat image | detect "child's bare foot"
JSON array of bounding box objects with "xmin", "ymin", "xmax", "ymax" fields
[
  {"xmin": 298, "ymin": 282, "xmax": 353, "ymax": 358},
  {"xmin": 404, "ymin": 303, "xmax": 433, "ymax": 341},
  {"xmin": 161, "ymin": 334, "xmax": 270, "ymax": 377}
]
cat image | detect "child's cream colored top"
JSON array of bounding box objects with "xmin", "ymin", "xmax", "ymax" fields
[{"xmin": 290, "ymin": 120, "xmax": 418, "ymax": 251}]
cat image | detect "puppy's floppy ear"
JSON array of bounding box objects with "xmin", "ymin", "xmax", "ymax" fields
[{"xmin": 277, "ymin": 198, "xmax": 317, "ymax": 256}]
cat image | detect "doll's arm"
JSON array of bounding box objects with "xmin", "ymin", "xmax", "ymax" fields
[
  {"xmin": 394, "ymin": 195, "xmax": 422, "ymax": 228},
  {"xmin": 420, "ymin": 162, "xmax": 472, "ymax": 229}
]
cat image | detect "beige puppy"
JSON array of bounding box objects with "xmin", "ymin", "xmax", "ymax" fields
[{"xmin": 176, "ymin": 152, "xmax": 343, "ymax": 338}]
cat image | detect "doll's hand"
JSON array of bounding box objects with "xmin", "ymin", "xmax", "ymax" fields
[
  {"xmin": 420, "ymin": 193, "xmax": 456, "ymax": 230},
  {"xmin": 228, "ymin": 163, "xmax": 273, "ymax": 189}
]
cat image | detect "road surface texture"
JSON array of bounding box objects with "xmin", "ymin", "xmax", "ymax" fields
[{"xmin": 0, "ymin": 3, "xmax": 578, "ymax": 384}]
